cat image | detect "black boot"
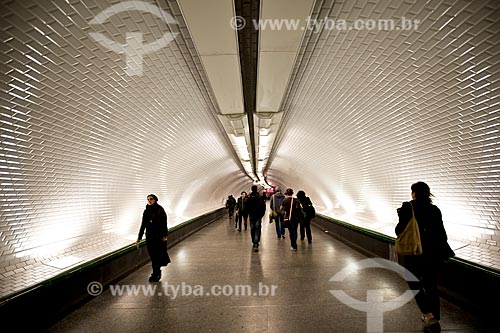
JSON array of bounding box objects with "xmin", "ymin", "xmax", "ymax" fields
[{"xmin": 149, "ymin": 266, "xmax": 161, "ymax": 282}]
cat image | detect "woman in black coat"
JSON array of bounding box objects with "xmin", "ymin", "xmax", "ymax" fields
[
  {"xmin": 396, "ymin": 182, "xmax": 454, "ymax": 330},
  {"xmin": 136, "ymin": 194, "xmax": 170, "ymax": 282},
  {"xmin": 296, "ymin": 190, "xmax": 314, "ymax": 245}
]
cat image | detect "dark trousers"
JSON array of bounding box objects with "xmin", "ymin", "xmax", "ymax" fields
[
  {"xmin": 237, "ymin": 212, "xmax": 248, "ymax": 230},
  {"xmin": 299, "ymin": 217, "xmax": 312, "ymax": 242},
  {"xmin": 402, "ymin": 255, "xmax": 441, "ymax": 320},
  {"xmin": 274, "ymin": 214, "xmax": 285, "ymax": 237},
  {"xmin": 288, "ymin": 221, "xmax": 298, "ymax": 249},
  {"xmin": 250, "ymin": 218, "xmax": 261, "ymax": 246}
]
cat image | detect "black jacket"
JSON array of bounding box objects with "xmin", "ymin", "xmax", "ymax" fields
[
  {"xmin": 236, "ymin": 196, "xmax": 247, "ymax": 214},
  {"xmin": 226, "ymin": 196, "xmax": 236, "ymax": 208},
  {"xmin": 138, "ymin": 203, "xmax": 169, "ymax": 241},
  {"xmin": 281, "ymin": 197, "xmax": 304, "ymax": 222},
  {"xmin": 245, "ymin": 191, "xmax": 266, "ymax": 220},
  {"xmin": 396, "ymin": 200, "xmax": 451, "ymax": 262}
]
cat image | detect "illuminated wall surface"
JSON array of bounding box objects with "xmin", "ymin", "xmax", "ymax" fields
[{"xmin": 0, "ymin": 0, "xmax": 499, "ymax": 298}]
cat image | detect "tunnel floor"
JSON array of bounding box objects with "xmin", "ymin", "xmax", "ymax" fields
[{"xmin": 46, "ymin": 214, "xmax": 483, "ymax": 332}]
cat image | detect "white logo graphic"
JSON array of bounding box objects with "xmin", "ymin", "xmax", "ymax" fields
[
  {"xmin": 329, "ymin": 258, "xmax": 419, "ymax": 333},
  {"xmin": 87, "ymin": 281, "xmax": 103, "ymax": 296},
  {"xmin": 89, "ymin": 1, "xmax": 179, "ymax": 76}
]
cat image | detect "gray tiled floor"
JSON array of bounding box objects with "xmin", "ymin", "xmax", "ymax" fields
[{"xmin": 46, "ymin": 216, "xmax": 486, "ymax": 332}]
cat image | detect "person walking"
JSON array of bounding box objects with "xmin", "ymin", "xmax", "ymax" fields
[
  {"xmin": 280, "ymin": 188, "xmax": 304, "ymax": 251},
  {"xmin": 245, "ymin": 185, "xmax": 266, "ymax": 252},
  {"xmin": 270, "ymin": 189, "xmax": 286, "ymax": 239},
  {"xmin": 136, "ymin": 194, "xmax": 171, "ymax": 282},
  {"xmin": 296, "ymin": 190, "xmax": 314, "ymax": 245},
  {"xmin": 395, "ymin": 181, "xmax": 455, "ymax": 331},
  {"xmin": 235, "ymin": 191, "xmax": 248, "ymax": 231},
  {"xmin": 225, "ymin": 194, "xmax": 236, "ymax": 220}
]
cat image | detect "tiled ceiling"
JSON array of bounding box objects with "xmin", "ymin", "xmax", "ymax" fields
[{"xmin": 0, "ymin": 0, "xmax": 499, "ymax": 299}]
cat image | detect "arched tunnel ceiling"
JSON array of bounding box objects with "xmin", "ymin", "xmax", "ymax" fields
[{"xmin": 0, "ymin": 0, "xmax": 499, "ymax": 298}]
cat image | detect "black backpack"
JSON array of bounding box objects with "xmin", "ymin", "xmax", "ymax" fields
[
  {"xmin": 303, "ymin": 197, "xmax": 316, "ymax": 218},
  {"xmin": 307, "ymin": 203, "xmax": 316, "ymax": 218}
]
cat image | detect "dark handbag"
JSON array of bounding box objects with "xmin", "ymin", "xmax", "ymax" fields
[{"xmin": 308, "ymin": 205, "xmax": 316, "ymax": 218}]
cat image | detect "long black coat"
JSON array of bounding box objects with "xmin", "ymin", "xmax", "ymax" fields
[{"xmin": 138, "ymin": 203, "xmax": 170, "ymax": 267}]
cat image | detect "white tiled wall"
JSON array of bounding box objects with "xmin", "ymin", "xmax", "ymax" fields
[
  {"xmin": 0, "ymin": 0, "xmax": 248, "ymax": 298},
  {"xmin": 268, "ymin": 0, "xmax": 500, "ymax": 269}
]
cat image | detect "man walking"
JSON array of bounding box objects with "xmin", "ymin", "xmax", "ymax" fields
[
  {"xmin": 225, "ymin": 194, "xmax": 236, "ymax": 220},
  {"xmin": 245, "ymin": 185, "xmax": 266, "ymax": 252},
  {"xmin": 270, "ymin": 188, "xmax": 286, "ymax": 239},
  {"xmin": 280, "ymin": 188, "xmax": 303, "ymax": 251},
  {"xmin": 236, "ymin": 191, "xmax": 248, "ymax": 231}
]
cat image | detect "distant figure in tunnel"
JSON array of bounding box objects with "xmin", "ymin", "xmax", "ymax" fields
[
  {"xmin": 236, "ymin": 191, "xmax": 248, "ymax": 231},
  {"xmin": 296, "ymin": 190, "xmax": 315, "ymax": 245},
  {"xmin": 395, "ymin": 181, "xmax": 455, "ymax": 331},
  {"xmin": 246, "ymin": 185, "xmax": 266, "ymax": 252},
  {"xmin": 280, "ymin": 188, "xmax": 304, "ymax": 251},
  {"xmin": 270, "ymin": 188, "xmax": 285, "ymax": 239},
  {"xmin": 136, "ymin": 194, "xmax": 171, "ymax": 282},
  {"xmin": 225, "ymin": 194, "xmax": 237, "ymax": 220}
]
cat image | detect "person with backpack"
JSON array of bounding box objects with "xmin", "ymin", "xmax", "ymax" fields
[
  {"xmin": 225, "ymin": 194, "xmax": 237, "ymax": 220},
  {"xmin": 296, "ymin": 190, "xmax": 315, "ymax": 245},
  {"xmin": 135, "ymin": 194, "xmax": 171, "ymax": 282},
  {"xmin": 245, "ymin": 185, "xmax": 266, "ymax": 252},
  {"xmin": 280, "ymin": 188, "xmax": 304, "ymax": 251},
  {"xmin": 270, "ymin": 188, "xmax": 286, "ymax": 240}
]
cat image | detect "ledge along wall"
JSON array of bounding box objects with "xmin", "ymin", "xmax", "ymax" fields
[{"xmin": 0, "ymin": 208, "xmax": 225, "ymax": 331}]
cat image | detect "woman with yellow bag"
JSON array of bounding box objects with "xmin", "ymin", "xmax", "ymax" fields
[{"xmin": 395, "ymin": 182, "xmax": 455, "ymax": 331}]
